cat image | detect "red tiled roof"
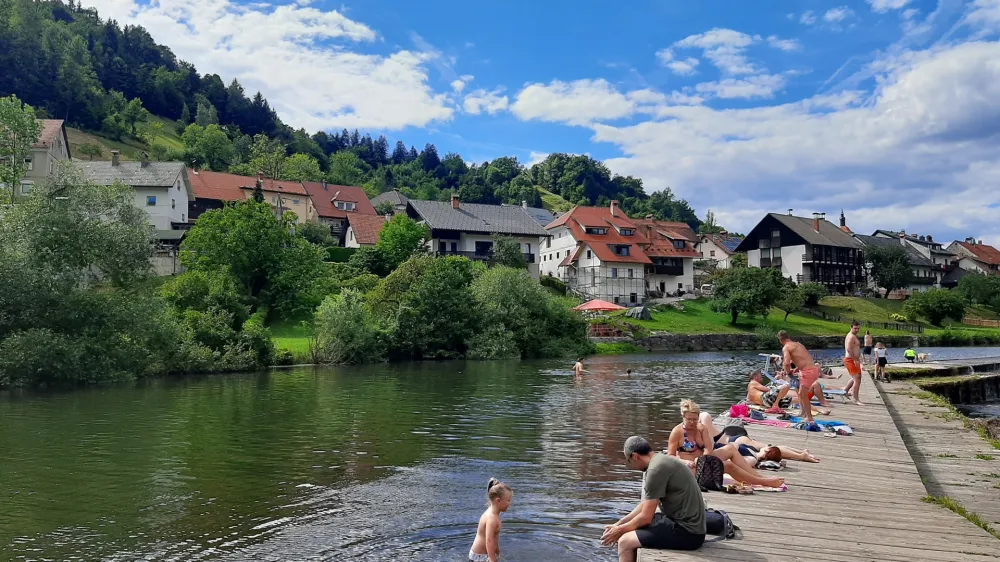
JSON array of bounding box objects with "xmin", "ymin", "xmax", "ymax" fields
[
  {"xmin": 302, "ymin": 182, "xmax": 377, "ymax": 219},
  {"xmin": 957, "ymin": 241, "xmax": 1000, "ymax": 266},
  {"xmin": 548, "ymin": 206, "xmax": 651, "ymax": 265},
  {"xmin": 347, "ymin": 214, "xmax": 387, "ymax": 245},
  {"xmin": 635, "ymin": 221, "xmax": 702, "ymax": 258},
  {"xmin": 640, "ymin": 220, "xmax": 697, "ymax": 242},
  {"xmin": 187, "ymin": 169, "xmax": 307, "ymax": 201},
  {"xmin": 33, "ymin": 119, "xmax": 64, "ymax": 148}
]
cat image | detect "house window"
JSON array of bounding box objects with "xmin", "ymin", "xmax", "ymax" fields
[
  {"xmin": 587, "ymin": 250, "xmax": 592, "ymax": 259},
  {"xmin": 182, "ymin": 213, "xmax": 185, "ymax": 222},
  {"xmin": 710, "ymin": 250, "xmax": 716, "ymax": 257},
  {"xmin": 630, "ymin": 293, "xmax": 637, "ymax": 303},
  {"xmin": 620, "ymin": 228, "xmax": 634, "ymax": 236},
  {"xmin": 20, "ymin": 181, "xmax": 31, "ymax": 194},
  {"xmin": 672, "ymin": 240, "xmax": 684, "ymax": 249},
  {"xmin": 546, "ymin": 238, "xmax": 551, "ymax": 248},
  {"xmin": 627, "ymin": 268, "xmax": 633, "ymax": 278},
  {"xmin": 614, "ymin": 245, "xmax": 630, "ymax": 256},
  {"xmin": 350, "ymin": 231, "xmax": 354, "ymax": 241},
  {"xmin": 585, "ymin": 227, "xmax": 608, "ymax": 235},
  {"xmin": 171, "ymin": 199, "xmax": 176, "ymax": 209},
  {"xmin": 50, "ymin": 161, "xmax": 54, "ymax": 174},
  {"xmin": 611, "ymin": 267, "xmax": 618, "ymax": 278},
  {"xmin": 335, "ymin": 201, "xmax": 356, "ymax": 211},
  {"xmin": 146, "ymin": 196, "xmax": 156, "ymax": 206},
  {"xmin": 24, "ymin": 158, "xmax": 32, "ymax": 171},
  {"xmin": 678, "ymin": 283, "xmax": 683, "ymax": 289},
  {"xmin": 527, "ymin": 243, "xmax": 531, "ymax": 253},
  {"xmin": 439, "ymin": 241, "xmax": 446, "ymax": 253}
]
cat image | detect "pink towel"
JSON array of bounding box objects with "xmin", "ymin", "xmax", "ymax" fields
[{"xmin": 742, "ymin": 418, "xmax": 794, "ymax": 428}]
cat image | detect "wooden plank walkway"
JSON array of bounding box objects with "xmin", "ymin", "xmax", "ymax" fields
[
  {"xmin": 881, "ymin": 379, "xmax": 1000, "ymax": 528},
  {"xmin": 639, "ymin": 368, "xmax": 1000, "ymax": 562}
]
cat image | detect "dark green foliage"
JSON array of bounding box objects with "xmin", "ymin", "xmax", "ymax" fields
[
  {"xmin": 348, "ymin": 245, "xmax": 389, "ymax": 275},
  {"xmin": 326, "ymin": 246, "xmax": 358, "ymax": 263},
  {"xmin": 540, "ymin": 275, "xmax": 567, "ymax": 295},
  {"xmin": 297, "ymin": 222, "xmax": 336, "ymax": 247},
  {"xmin": 865, "ymin": 244, "xmax": 911, "ymax": 297},
  {"xmin": 800, "ymin": 282, "xmax": 829, "ymax": 306},
  {"xmin": 490, "ymin": 234, "xmax": 527, "ymax": 269},
  {"xmin": 776, "ymin": 285, "xmax": 806, "ymax": 322},
  {"xmin": 376, "ymin": 215, "xmax": 429, "ymax": 271},
  {"xmin": 904, "ymin": 289, "xmax": 967, "ymax": 326},
  {"xmin": 711, "ymin": 267, "xmax": 785, "ymax": 324},
  {"xmin": 393, "ymin": 257, "xmax": 479, "ymax": 359},
  {"xmin": 958, "ymin": 273, "xmax": 1000, "ymax": 307}
]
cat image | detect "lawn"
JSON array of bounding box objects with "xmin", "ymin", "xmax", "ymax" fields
[
  {"xmin": 269, "ymin": 320, "xmax": 313, "ymax": 360},
  {"xmin": 66, "ymin": 115, "xmax": 184, "ymax": 162},
  {"xmin": 537, "ymin": 187, "xmax": 574, "ymax": 212}
]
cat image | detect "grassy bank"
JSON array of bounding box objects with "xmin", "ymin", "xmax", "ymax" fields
[{"xmin": 269, "ymin": 321, "xmax": 313, "ymax": 363}]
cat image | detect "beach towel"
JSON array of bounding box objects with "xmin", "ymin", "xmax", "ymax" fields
[
  {"xmin": 724, "ymin": 474, "xmax": 788, "ymax": 492},
  {"xmin": 789, "ymin": 417, "xmax": 847, "ymax": 428},
  {"xmin": 742, "ymin": 418, "xmax": 794, "ymax": 428}
]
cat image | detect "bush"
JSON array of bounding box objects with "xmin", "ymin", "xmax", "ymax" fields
[
  {"xmin": 540, "ymin": 275, "xmax": 567, "ymax": 295},
  {"xmin": 711, "ymin": 267, "xmax": 785, "ymax": 324},
  {"xmin": 272, "ymin": 348, "xmax": 295, "ymax": 365},
  {"xmin": 326, "ymin": 246, "xmax": 358, "ymax": 263},
  {"xmin": 903, "ymin": 288, "xmax": 966, "ymax": 326},
  {"xmin": 890, "ymin": 313, "xmax": 907, "ymax": 322},
  {"xmin": 348, "ymin": 245, "xmax": 390, "ymax": 276},
  {"xmin": 754, "ymin": 323, "xmax": 778, "ymax": 350},
  {"xmin": 314, "ymin": 290, "xmax": 387, "ymax": 364},
  {"xmin": 800, "ymin": 283, "xmax": 829, "ymax": 306}
]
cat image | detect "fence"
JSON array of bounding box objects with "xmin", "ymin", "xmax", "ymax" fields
[
  {"xmin": 800, "ymin": 307, "xmax": 924, "ymax": 333},
  {"xmin": 963, "ymin": 318, "xmax": 1000, "ymax": 328}
]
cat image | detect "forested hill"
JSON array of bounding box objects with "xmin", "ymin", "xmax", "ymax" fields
[{"xmin": 0, "ymin": 0, "xmax": 703, "ymax": 226}]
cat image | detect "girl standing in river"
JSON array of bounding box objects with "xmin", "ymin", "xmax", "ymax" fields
[{"xmin": 470, "ymin": 478, "xmax": 513, "ymax": 562}]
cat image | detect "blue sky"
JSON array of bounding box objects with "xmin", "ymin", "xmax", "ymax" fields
[{"xmin": 86, "ymin": 0, "xmax": 1000, "ymax": 244}]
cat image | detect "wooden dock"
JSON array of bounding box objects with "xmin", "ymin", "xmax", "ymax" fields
[{"xmin": 639, "ymin": 369, "xmax": 1000, "ymax": 562}]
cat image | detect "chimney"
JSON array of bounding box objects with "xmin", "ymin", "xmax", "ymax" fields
[
  {"xmin": 140, "ymin": 151, "xmax": 149, "ymax": 168},
  {"xmin": 966, "ymin": 237, "xmax": 976, "ymax": 245},
  {"xmin": 812, "ymin": 212, "xmax": 821, "ymax": 233},
  {"xmin": 322, "ymin": 181, "xmax": 328, "ymax": 190},
  {"xmin": 521, "ymin": 200, "xmax": 527, "ymax": 208},
  {"xmin": 788, "ymin": 208, "xmax": 793, "ymax": 216},
  {"xmin": 979, "ymin": 240, "xmax": 984, "ymax": 245},
  {"xmin": 898, "ymin": 232, "xmax": 906, "ymax": 239},
  {"xmin": 645, "ymin": 214, "xmax": 653, "ymax": 220},
  {"xmin": 926, "ymin": 235, "xmax": 933, "ymax": 242},
  {"xmin": 610, "ymin": 200, "xmax": 620, "ymax": 217},
  {"xmin": 451, "ymin": 193, "xmax": 460, "ymax": 209},
  {"xmin": 720, "ymin": 230, "xmax": 728, "ymax": 238},
  {"xmin": 111, "ymin": 150, "xmax": 120, "ymax": 166}
]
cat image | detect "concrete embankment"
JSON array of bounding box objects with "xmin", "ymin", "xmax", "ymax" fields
[{"xmin": 632, "ymin": 333, "xmax": 921, "ymax": 352}]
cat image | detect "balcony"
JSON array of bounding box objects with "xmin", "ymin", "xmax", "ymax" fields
[
  {"xmin": 909, "ymin": 276, "xmax": 936, "ymax": 286},
  {"xmin": 435, "ymin": 250, "xmax": 535, "ymax": 263},
  {"xmin": 649, "ymin": 264, "xmax": 684, "ymax": 276}
]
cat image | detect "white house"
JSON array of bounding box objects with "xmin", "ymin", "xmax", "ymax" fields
[
  {"xmin": 539, "ymin": 201, "xmax": 700, "ymax": 304},
  {"xmin": 855, "ymin": 234, "xmax": 937, "ymax": 297},
  {"xmin": 10, "ymin": 119, "xmax": 71, "ymax": 196},
  {"xmin": 74, "ymin": 152, "xmax": 193, "ymax": 275},
  {"xmin": 406, "ymin": 195, "xmax": 550, "ymax": 278},
  {"xmin": 696, "ymin": 232, "xmax": 744, "ymax": 269},
  {"xmin": 872, "ymin": 230, "xmax": 957, "ymax": 287},
  {"xmin": 344, "ymin": 214, "xmax": 388, "ymax": 248},
  {"xmin": 947, "ymin": 239, "xmax": 1000, "ymax": 277}
]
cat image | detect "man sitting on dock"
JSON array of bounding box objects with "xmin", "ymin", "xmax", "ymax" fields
[
  {"xmin": 747, "ymin": 371, "xmax": 832, "ymax": 415},
  {"xmin": 602, "ymin": 436, "xmax": 706, "ymax": 562},
  {"xmin": 778, "ymin": 330, "xmax": 824, "ymax": 426}
]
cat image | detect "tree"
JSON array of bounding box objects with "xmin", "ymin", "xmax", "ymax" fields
[
  {"xmin": 394, "ymin": 257, "xmax": 479, "ymax": 359},
  {"xmin": 282, "ymin": 153, "xmax": 323, "ymax": 182},
  {"xmin": 698, "ymin": 210, "xmax": 725, "ymax": 234},
  {"xmin": 729, "ymin": 253, "xmax": 748, "ymax": 268},
  {"xmin": 776, "ymin": 285, "xmax": 805, "ymax": 322},
  {"xmin": 419, "ymin": 143, "xmax": 441, "ymax": 172},
  {"xmin": 957, "ymin": 273, "xmax": 1000, "ymax": 305},
  {"xmin": 710, "ymin": 267, "xmax": 784, "ymax": 324},
  {"xmin": 800, "ymin": 282, "xmax": 829, "ymax": 306},
  {"xmin": 903, "ymin": 288, "xmax": 966, "ymax": 326},
  {"xmin": 376, "ymin": 215, "xmax": 429, "ymax": 271},
  {"xmin": 374, "ymin": 201, "xmax": 395, "ymax": 216},
  {"xmin": 78, "ymin": 142, "xmax": 103, "ymax": 161},
  {"xmin": 865, "ymin": 244, "xmax": 911, "ymax": 299},
  {"xmin": 327, "ymin": 151, "xmax": 369, "ymax": 186},
  {"xmin": 0, "ymin": 95, "xmax": 42, "ymax": 203},
  {"xmin": 297, "ymin": 222, "xmax": 336, "ymax": 247},
  {"xmin": 314, "ymin": 290, "xmax": 386, "ymax": 364},
  {"xmin": 490, "ymin": 235, "xmax": 527, "ymax": 269}
]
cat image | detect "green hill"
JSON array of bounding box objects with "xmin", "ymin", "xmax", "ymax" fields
[
  {"xmin": 67, "ymin": 116, "xmax": 184, "ymax": 162},
  {"xmin": 537, "ymin": 187, "xmax": 574, "ymax": 212}
]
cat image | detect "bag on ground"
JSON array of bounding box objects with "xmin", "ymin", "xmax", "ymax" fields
[
  {"xmin": 694, "ymin": 455, "xmax": 725, "ymax": 492},
  {"xmin": 706, "ymin": 508, "xmax": 741, "ymax": 539}
]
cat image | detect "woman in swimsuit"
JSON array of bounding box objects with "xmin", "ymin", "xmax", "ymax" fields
[
  {"xmin": 873, "ymin": 342, "xmax": 889, "ymax": 382},
  {"xmin": 666, "ymin": 399, "xmax": 785, "ymax": 488},
  {"xmin": 701, "ymin": 412, "xmax": 821, "ymax": 464}
]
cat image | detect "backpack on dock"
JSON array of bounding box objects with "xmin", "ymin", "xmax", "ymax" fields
[{"xmin": 695, "ymin": 455, "xmax": 725, "ymax": 492}]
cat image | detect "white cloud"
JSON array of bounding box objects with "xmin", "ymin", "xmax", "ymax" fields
[
  {"xmin": 668, "ymin": 58, "xmax": 701, "ymax": 75},
  {"xmin": 582, "ymin": 40, "xmax": 1000, "ymax": 241},
  {"xmin": 867, "ymin": 0, "xmax": 912, "ymax": 13},
  {"xmin": 694, "ymin": 74, "xmax": 787, "ymax": 99},
  {"xmin": 800, "ymin": 11, "xmax": 818, "ymax": 25},
  {"xmin": 673, "ymin": 28, "xmax": 759, "ymax": 75},
  {"xmin": 824, "ymin": 6, "xmax": 854, "ymax": 23},
  {"xmin": 451, "ymin": 79, "xmax": 466, "ymax": 93},
  {"xmin": 527, "ymin": 151, "xmax": 550, "ymax": 167},
  {"xmin": 767, "ymin": 35, "xmax": 802, "ymax": 51},
  {"xmin": 463, "ymin": 88, "xmax": 509, "ymax": 115},
  {"xmin": 80, "ymin": 0, "xmax": 454, "ymax": 131},
  {"xmin": 964, "ymin": 0, "xmax": 1000, "ymax": 33},
  {"xmin": 511, "ymin": 79, "xmax": 637, "ymax": 124}
]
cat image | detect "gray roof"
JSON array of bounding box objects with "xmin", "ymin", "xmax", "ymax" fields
[
  {"xmin": 854, "ymin": 234, "xmax": 933, "ymax": 266},
  {"xmin": 768, "ymin": 213, "xmax": 863, "ymax": 248},
  {"xmin": 371, "ymin": 189, "xmax": 409, "ymax": 206},
  {"xmin": 872, "ymin": 229, "xmax": 956, "ymax": 256},
  {"xmin": 519, "ymin": 205, "xmax": 558, "ymax": 227},
  {"xmin": 73, "ymin": 161, "xmax": 185, "ymax": 188},
  {"xmin": 719, "ymin": 237, "xmax": 743, "ymax": 252},
  {"xmin": 407, "ymin": 199, "xmax": 550, "ymax": 236}
]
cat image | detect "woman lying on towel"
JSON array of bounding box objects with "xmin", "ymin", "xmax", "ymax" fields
[
  {"xmin": 700, "ymin": 411, "xmax": 820, "ymax": 464},
  {"xmin": 667, "ymin": 399, "xmax": 785, "ymax": 488}
]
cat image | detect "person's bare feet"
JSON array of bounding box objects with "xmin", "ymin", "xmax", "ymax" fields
[
  {"xmin": 854, "ymin": 400, "xmax": 866, "ymax": 406},
  {"xmin": 803, "ymin": 451, "xmax": 820, "ymax": 462},
  {"xmin": 764, "ymin": 477, "xmax": 785, "ymax": 488}
]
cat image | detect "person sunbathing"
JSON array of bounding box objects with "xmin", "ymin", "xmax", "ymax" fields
[
  {"xmin": 747, "ymin": 371, "xmax": 832, "ymax": 415},
  {"xmin": 700, "ymin": 412, "xmax": 820, "ymax": 464},
  {"xmin": 667, "ymin": 400, "xmax": 785, "ymax": 489}
]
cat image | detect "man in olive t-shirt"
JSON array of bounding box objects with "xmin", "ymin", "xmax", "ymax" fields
[{"xmin": 601, "ymin": 436, "xmax": 706, "ymax": 562}]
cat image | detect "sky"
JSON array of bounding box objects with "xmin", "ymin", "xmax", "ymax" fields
[{"xmin": 82, "ymin": 0, "xmax": 1000, "ymax": 245}]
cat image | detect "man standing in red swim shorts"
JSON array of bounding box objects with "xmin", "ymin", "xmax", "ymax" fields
[
  {"xmin": 843, "ymin": 321, "xmax": 866, "ymax": 406},
  {"xmin": 777, "ymin": 330, "xmax": 822, "ymax": 426}
]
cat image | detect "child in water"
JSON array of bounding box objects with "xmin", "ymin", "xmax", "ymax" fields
[{"xmin": 469, "ymin": 478, "xmax": 513, "ymax": 562}]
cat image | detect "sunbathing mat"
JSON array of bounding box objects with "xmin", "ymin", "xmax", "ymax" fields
[{"xmin": 722, "ymin": 474, "xmax": 788, "ymax": 492}]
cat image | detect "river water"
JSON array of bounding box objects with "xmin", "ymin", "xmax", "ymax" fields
[{"xmin": 3, "ymin": 348, "xmax": 1000, "ymax": 561}]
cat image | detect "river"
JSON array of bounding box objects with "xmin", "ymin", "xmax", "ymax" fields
[{"xmin": 3, "ymin": 347, "xmax": 1000, "ymax": 561}]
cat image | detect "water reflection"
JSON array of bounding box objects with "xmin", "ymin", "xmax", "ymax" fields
[{"xmin": 0, "ymin": 349, "xmax": 993, "ymax": 560}]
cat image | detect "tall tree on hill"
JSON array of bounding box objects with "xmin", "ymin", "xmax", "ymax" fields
[
  {"xmin": 420, "ymin": 143, "xmax": 440, "ymax": 172},
  {"xmin": 199, "ymin": 74, "xmax": 228, "ymax": 121},
  {"xmin": 391, "ymin": 141, "xmax": 408, "ymax": 164},
  {"xmin": 0, "ymin": 95, "xmax": 42, "ymax": 204},
  {"xmin": 698, "ymin": 210, "xmax": 725, "ymax": 234}
]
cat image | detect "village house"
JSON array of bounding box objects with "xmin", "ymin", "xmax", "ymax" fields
[
  {"xmin": 735, "ymin": 211, "xmax": 865, "ymax": 294},
  {"xmin": 344, "ymin": 214, "xmax": 388, "ymax": 248},
  {"xmin": 73, "ymin": 152, "xmax": 192, "ymax": 275},
  {"xmin": 696, "ymin": 231, "xmax": 744, "ymax": 269},
  {"xmin": 302, "ymin": 181, "xmax": 377, "ymax": 244},
  {"xmin": 370, "ymin": 189, "xmax": 409, "ymax": 214},
  {"xmin": 186, "ymin": 170, "xmax": 314, "ymax": 223},
  {"xmin": 405, "ymin": 194, "xmax": 549, "ymax": 278},
  {"xmin": 17, "ymin": 119, "xmax": 71, "ymax": 195},
  {"xmin": 948, "ymin": 238, "xmax": 1000, "ymax": 276},
  {"xmin": 539, "ymin": 201, "xmax": 700, "ymax": 304},
  {"xmin": 854, "ymin": 234, "xmax": 938, "ymax": 297},
  {"xmin": 872, "ymin": 229, "xmax": 957, "ymax": 286}
]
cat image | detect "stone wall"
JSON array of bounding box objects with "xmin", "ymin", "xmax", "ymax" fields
[{"xmin": 636, "ymin": 333, "xmax": 923, "ymax": 352}]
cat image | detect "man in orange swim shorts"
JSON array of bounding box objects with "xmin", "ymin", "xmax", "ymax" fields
[
  {"xmin": 777, "ymin": 330, "xmax": 822, "ymax": 426},
  {"xmin": 843, "ymin": 321, "xmax": 865, "ymax": 406}
]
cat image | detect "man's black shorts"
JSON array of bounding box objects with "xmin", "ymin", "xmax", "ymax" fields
[{"xmin": 634, "ymin": 513, "xmax": 705, "ymax": 551}]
